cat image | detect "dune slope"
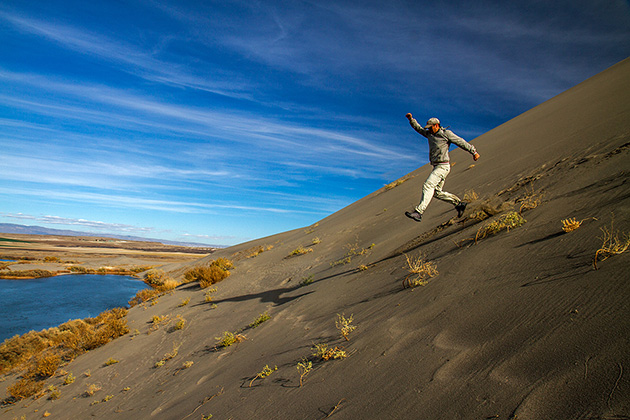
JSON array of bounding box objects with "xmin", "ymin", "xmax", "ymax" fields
[{"xmin": 2, "ymin": 58, "xmax": 630, "ymax": 420}]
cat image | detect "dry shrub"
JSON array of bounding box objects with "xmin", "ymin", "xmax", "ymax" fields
[
  {"xmin": 0, "ymin": 331, "xmax": 57, "ymax": 374},
  {"xmin": 131, "ymin": 268, "xmax": 179, "ymax": 306},
  {"xmin": 144, "ymin": 269, "xmax": 169, "ymax": 287},
  {"xmin": 1, "ymin": 308, "xmax": 128, "ymax": 401},
  {"xmin": 0, "ymin": 269, "xmax": 54, "ymax": 279},
  {"xmin": 194, "ymin": 266, "xmax": 230, "ymax": 288},
  {"xmin": 475, "ymin": 211, "xmax": 526, "ymax": 243},
  {"xmin": 156, "ymin": 279, "xmax": 180, "ymax": 292},
  {"xmin": 34, "ymin": 353, "xmax": 61, "ymax": 378},
  {"xmin": 403, "ymin": 253, "xmax": 438, "ymax": 288},
  {"xmin": 184, "ymin": 259, "xmax": 233, "ymax": 288},
  {"xmin": 7, "ymin": 377, "xmax": 44, "ymax": 400},
  {"xmin": 594, "ymin": 218, "xmax": 630, "ymax": 269},
  {"xmin": 128, "ymin": 288, "xmax": 161, "ymax": 307},
  {"xmin": 213, "ymin": 258, "xmax": 234, "ymax": 270}
]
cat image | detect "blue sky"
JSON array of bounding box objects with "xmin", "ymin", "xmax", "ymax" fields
[{"xmin": 1, "ymin": 0, "xmax": 629, "ymax": 246}]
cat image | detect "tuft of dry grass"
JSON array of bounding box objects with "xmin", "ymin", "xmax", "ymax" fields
[
  {"xmin": 385, "ymin": 176, "xmax": 409, "ymax": 190},
  {"xmin": 171, "ymin": 316, "xmax": 186, "ymax": 331},
  {"xmin": 562, "ymin": 218, "xmax": 583, "ymax": 233},
  {"xmin": 249, "ymin": 312, "xmax": 271, "ymax": 329},
  {"xmin": 104, "ymin": 357, "xmax": 119, "ymax": 366},
  {"xmin": 204, "ymin": 287, "xmax": 218, "ymax": 303},
  {"xmin": 403, "ymin": 253, "xmax": 438, "ymax": 288},
  {"xmin": 593, "ymin": 218, "xmax": 630, "ymax": 269},
  {"xmin": 304, "ymin": 223, "xmax": 319, "ymax": 234},
  {"xmin": 518, "ymin": 186, "xmax": 544, "ymax": 214},
  {"xmin": 330, "ymin": 242, "xmax": 375, "ymax": 267},
  {"xmin": 299, "ymin": 275, "xmax": 314, "ymax": 287},
  {"xmin": 249, "ymin": 364, "xmax": 277, "ymax": 387},
  {"xmin": 215, "ymin": 331, "xmax": 246, "ymax": 349},
  {"xmin": 246, "ymin": 245, "xmax": 274, "ymax": 258},
  {"xmin": 154, "ymin": 344, "xmax": 180, "ymax": 368},
  {"xmin": 288, "ymin": 246, "xmax": 313, "ymax": 257},
  {"xmin": 297, "ymin": 359, "xmax": 312, "ymax": 387},
  {"xmin": 312, "ymin": 343, "xmax": 347, "ymax": 361},
  {"xmin": 335, "ymin": 314, "xmax": 356, "ymax": 341},
  {"xmin": 475, "ymin": 211, "xmax": 526, "ymax": 243},
  {"xmin": 84, "ymin": 383, "xmax": 102, "ymax": 397},
  {"xmin": 47, "ymin": 385, "xmax": 60, "ymax": 400},
  {"xmin": 463, "ymin": 189, "xmax": 479, "ymax": 202}
]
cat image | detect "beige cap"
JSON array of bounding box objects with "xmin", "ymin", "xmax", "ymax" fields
[{"xmin": 424, "ymin": 117, "xmax": 440, "ymax": 129}]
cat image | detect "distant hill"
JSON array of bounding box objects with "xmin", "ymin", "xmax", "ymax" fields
[{"xmin": 0, "ymin": 223, "xmax": 224, "ymax": 248}]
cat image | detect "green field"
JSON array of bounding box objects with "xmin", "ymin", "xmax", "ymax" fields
[{"xmin": 0, "ymin": 237, "xmax": 30, "ymax": 244}]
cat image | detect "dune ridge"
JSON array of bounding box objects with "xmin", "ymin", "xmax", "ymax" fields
[{"xmin": 1, "ymin": 58, "xmax": 629, "ymax": 420}]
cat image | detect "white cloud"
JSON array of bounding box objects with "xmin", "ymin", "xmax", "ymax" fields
[
  {"xmin": 3, "ymin": 212, "xmax": 154, "ymax": 233},
  {"xmin": 0, "ymin": 10, "xmax": 253, "ymax": 100}
]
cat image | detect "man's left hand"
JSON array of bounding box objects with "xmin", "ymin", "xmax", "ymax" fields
[{"xmin": 473, "ymin": 153, "xmax": 480, "ymax": 161}]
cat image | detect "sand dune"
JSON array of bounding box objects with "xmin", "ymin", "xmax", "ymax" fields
[{"xmin": 1, "ymin": 58, "xmax": 629, "ymax": 420}]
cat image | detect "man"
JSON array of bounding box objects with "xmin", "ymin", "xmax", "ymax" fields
[{"xmin": 404, "ymin": 113, "xmax": 480, "ymax": 222}]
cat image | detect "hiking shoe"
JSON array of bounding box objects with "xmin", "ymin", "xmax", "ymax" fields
[
  {"xmin": 405, "ymin": 211, "xmax": 422, "ymax": 222},
  {"xmin": 455, "ymin": 201, "xmax": 467, "ymax": 218}
]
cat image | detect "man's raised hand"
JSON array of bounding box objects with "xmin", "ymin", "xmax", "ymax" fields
[{"xmin": 405, "ymin": 113, "xmax": 413, "ymax": 120}]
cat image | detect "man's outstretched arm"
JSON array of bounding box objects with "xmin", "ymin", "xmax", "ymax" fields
[
  {"xmin": 444, "ymin": 130, "xmax": 480, "ymax": 161},
  {"xmin": 406, "ymin": 113, "xmax": 428, "ymax": 136}
]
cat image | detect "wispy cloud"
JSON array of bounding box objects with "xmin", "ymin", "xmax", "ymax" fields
[
  {"xmin": 0, "ymin": 185, "xmax": 327, "ymax": 215},
  {"xmin": 3, "ymin": 213, "xmax": 155, "ymax": 234},
  {"xmin": 0, "ymin": 68, "xmax": 406, "ymax": 160},
  {"xmin": 0, "ymin": 9, "xmax": 253, "ymax": 100},
  {"xmin": 181, "ymin": 233, "xmax": 240, "ymax": 242}
]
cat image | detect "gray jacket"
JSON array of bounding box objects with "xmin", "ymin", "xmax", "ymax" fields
[{"xmin": 409, "ymin": 118, "xmax": 477, "ymax": 165}]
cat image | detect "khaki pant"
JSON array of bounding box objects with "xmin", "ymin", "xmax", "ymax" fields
[{"xmin": 415, "ymin": 164, "xmax": 460, "ymax": 214}]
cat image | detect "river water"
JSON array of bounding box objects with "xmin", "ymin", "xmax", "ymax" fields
[{"xmin": 0, "ymin": 274, "xmax": 149, "ymax": 343}]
